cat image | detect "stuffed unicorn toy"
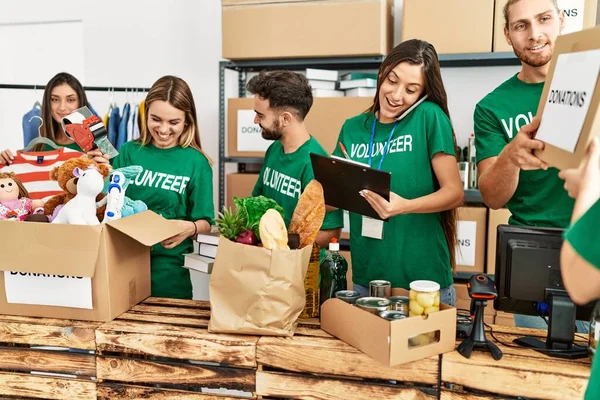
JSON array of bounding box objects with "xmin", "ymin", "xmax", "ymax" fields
[{"xmin": 52, "ymin": 166, "xmax": 105, "ymax": 225}]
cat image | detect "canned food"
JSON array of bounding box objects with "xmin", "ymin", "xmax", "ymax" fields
[
  {"xmin": 389, "ymin": 296, "xmax": 409, "ymax": 314},
  {"xmin": 369, "ymin": 280, "xmax": 391, "ymax": 298},
  {"xmin": 355, "ymin": 297, "xmax": 391, "ymax": 315},
  {"xmin": 379, "ymin": 310, "xmax": 407, "ymax": 321},
  {"xmin": 335, "ymin": 290, "xmax": 361, "ymax": 304}
]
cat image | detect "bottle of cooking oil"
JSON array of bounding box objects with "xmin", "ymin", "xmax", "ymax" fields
[{"xmin": 301, "ymin": 243, "xmax": 320, "ymax": 318}]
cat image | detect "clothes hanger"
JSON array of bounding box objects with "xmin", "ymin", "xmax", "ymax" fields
[
  {"xmin": 32, "ymin": 85, "xmax": 42, "ymax": 110},
  {"xmin": 22, "ymin": 115, "xmax": 60, "ymax": 151}
]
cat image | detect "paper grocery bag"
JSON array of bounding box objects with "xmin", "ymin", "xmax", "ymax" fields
[{"xmin": 208, "ymin": 236, "xmax": 312, "ymax": 336}]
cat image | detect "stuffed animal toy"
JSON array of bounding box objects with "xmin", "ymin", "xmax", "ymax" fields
[
  {"xmin": 44, "ymin": 158, "xmax": 110, "ymax": 222},
  {"xmin": 51, "ymin": 166, "xmax": 105, "ymax": 225},
  {"xmin": 97, "ymin": 166, "xmax": 147, "ymax": 220},
  {"xmin": 0, "ymin": 172, "xmax": 46, "ymax": 221}
]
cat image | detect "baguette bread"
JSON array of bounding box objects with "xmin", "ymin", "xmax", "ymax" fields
[{"xmin": 288, "ymin": 180, "xmax": 326, "ymax": 248}]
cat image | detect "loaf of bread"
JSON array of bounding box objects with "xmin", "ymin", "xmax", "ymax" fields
[
  {"xmin": 288, "ymin": 180, "xmax": 326, "ymax": 248},
  {"xmin": 259, "ymin": 209, "xmax": 290, "ymax": 251}
]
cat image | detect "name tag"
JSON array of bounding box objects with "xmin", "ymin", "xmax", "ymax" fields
[{"xmin": 362, "ymin": 216, "xmax": 384, "ymax": 240}]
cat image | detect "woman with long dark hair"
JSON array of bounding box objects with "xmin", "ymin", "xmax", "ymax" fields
[{"xmin": 333, "ymin": 39, "xmax": 463, "ymax": 305}]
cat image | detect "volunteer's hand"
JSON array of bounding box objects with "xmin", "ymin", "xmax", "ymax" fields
[
  {"xmin": 161, "ymin": 220, "xmax": 196, "ymax": 249},
  {"xmin": 559, "ymin": 137, "xmax": 600, "ymax": 200},
  {"xmin": 505, "ymin": 117, "xmax": 548, "ymax": 171},
  {"xmin": 360, "ymin": 190, "xmax": 409, "ymax": 219},
  {"xmin": 0, "ymin": 149, "xmax": 14, "ymax": 165},
  {"xmin": 84, "ymin": 149, "xmax": 111, "ymax": 165}
]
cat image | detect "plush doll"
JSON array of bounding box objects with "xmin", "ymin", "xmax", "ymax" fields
[
  {"xmin": 51, "ymin": 166, "xmax": 106, "ymax": 225},
  {"xmin": 44, "ymin": 158, "xmax": 110, "ymax": 222},
  {"xmin": 0, "ymin": 172, "xmax": 46, "ymax": 221},
  {"xmin": 97, "ymin": 166, "xmax": 148, "ymax": 220}
]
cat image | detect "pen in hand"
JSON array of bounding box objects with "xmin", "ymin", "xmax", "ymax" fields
[{"xmin": 339, "ymin": 142, "xmax": 350, "ymax": 159}]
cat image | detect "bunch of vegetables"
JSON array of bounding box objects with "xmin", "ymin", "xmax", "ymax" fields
[{"xmin": 215, "ymin": 196, "xmax": 287, "ymax": 248}]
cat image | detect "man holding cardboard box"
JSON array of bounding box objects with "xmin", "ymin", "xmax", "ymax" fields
[
  {"xmin": 473, "ymin": 0, "xmax": 584, "ymax": 330},
  {"xmin": 247, "ymin": 70, "xmax": 343, "ymax": 248}
]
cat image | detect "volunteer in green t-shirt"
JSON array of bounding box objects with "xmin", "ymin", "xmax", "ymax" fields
[
  {"xmin": 558, "ymin": 137, "xmax": 600, "ymax": 399},
  {"xmin": 247, "ymin": 70, "xmax": 343, "ymax": 247},
  {"xmin": 473, "ymin": 0, "xmax": 581, "ymax": 329},
  {"xmin": 111, "ymin": 75, "xmax": 215, "ymax": 299},
  {"xmin": 332, "ymin": 39, "xmax": 464, "ymax": 305}
]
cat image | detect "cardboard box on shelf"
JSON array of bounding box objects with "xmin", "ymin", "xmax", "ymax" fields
[
  {"xmin": 486, "ymin": 208, "xmax": 512, "ymax": 275},
  {"xmin": 401, "ymin": 0, "xmax": 494, "ymax": 54},
  {"xmin": 455, "ymin": 207, "xmax": 488, "ymax": 273},
  {"xmin": 321, "ymin": 288, "xmax": 457, "ymax": 366},
  {"xmin": 226, "ymin": 173, "xmax": 259, "ymax": 209},
  {"xmin": 493, "ymin": 0, "xmax": 599, "ymax": 52},
  {"xmin": 455, "ymin": 283, "xmax": 496, "ymax": 316},
  {"xmin": 0, "ymin": 211, "xmax": 182, "ymax": 321},
  {"xmin": 227, "ymin": 97, "xmax": 373, "ymax": 157},
  {"xmin": 222, "ymin": 0, "xmax": 393, "ymax": 60},
  {"xmin": 495, "ymin": 311, "xmax": 515, "ymax": 327}
]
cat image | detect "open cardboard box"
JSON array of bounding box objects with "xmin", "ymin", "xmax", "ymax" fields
[
  {"xmin": 321, "ymin": 288, "xmax": 457, "ymax": 366},
  {"xmin": 0, "ymin": 211, "xmax": 182, "ymax": 322}
]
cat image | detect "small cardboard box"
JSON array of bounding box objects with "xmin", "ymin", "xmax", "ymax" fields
[
  {"xmin": 494, "ymin": 0, "xmax": 599, "ymax": 52},
  {"xmin": 486, "ymin": 208, "xmax": 512, "ymax": 275},
  {"xmin": 226, "ymin": 173, "xmax": 259, "ymax": 210},
  {"xmin": 222, "ymin": 0, "xmax": 393, "ymax": 60},
  {"xmin": 401, "ymin": 0, "xmax": 494, "ymax": 54},
  {"xmin": 455, "ymin": 207, "xmax": 488, "ymax": 273},
  {"xmin": 534, "ymin": 26, "xmax": 600, "ymax": 170},
  {"xmin": 227, "ymin": 97, "xmax": 373, "ymax": 157},
  {"xmin": 321, "ymin": 288, "xmax": 457, "ymax": 366},
  {"xmin": 455, "ymin": 283, "xmax": 496, "ymax": 316},
  {"xmin": 0, "ymin": 211, "xmax": 182, "ymax": 321},
  {"xmin": 495, "ymin": 311, "xmax": 515, "ymax": 327}
]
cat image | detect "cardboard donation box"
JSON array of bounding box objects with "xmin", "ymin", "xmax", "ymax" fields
[
  {"xmin": 208, "ymin": 236, "xmax": 312, "ymax": 336},
  {"xmin": 534, "ymin": 26, "xmax": 600, "ymax": 170},
  {"xmin": 321, "ymin": 288, "xmax": 457, "ymax": 366},
  {"xmin": 455, "ymin": 207, "xmax": 487, "ymax": 273},
  {"xmin": 0, "ymin": 211, "xmax": 182, "ymax": 322},
  {"xmin": 226, "ymin": 173, "xmax": 259, "ymax": 210},
  {"xmin": 222, "ymin": 0, "xmax": 393, "ymax": 59}
]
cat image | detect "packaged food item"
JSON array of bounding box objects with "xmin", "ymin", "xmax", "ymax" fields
[
  {"xmin": 379, "ymin": 310, "xmax": 407, "ymax": 321},
  {"xmin": 355, "ymin": 297, "xmax": 391, "ymax": 315},
  {"xmin": 369, "ymin": 280, "xmax": 391, "ymax": 298},
  {"xmin": 389, "ymin": 296, "xmax": 409, "ymax": 314},
  {"xmin": 300, "ymin": 243, "xmax": 321, "ymax": 318},
  {"xmin": 409, "ymin": 280, "xmax": 441, "ymax": 317},
  {"xmin": 335, "ymin": 290, "xmax": 361, "ymax": 304}
]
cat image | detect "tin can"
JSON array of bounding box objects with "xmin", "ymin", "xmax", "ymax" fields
[
  {"xmin": 388, "ymin": 296, "xmax": 409, "ymax": 314},
  {"xmin": 379, "ymin": 310, "xmax": 408, "ymax": 321},
  {"xmin": 355, "ymin": 297, "xmax": 391, "ymax": 315},
  {"xmin": 369, "ymin": 280, "xmax": 391, "ymax": 298},
  {"xmin": 335, "ymin": 290, "xmax": 361, "ymax": 304}
]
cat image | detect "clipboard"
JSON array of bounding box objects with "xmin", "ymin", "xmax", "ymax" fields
[{"xmin": 310, "ymin": 152, "xmax": 391, "ymax": 221}]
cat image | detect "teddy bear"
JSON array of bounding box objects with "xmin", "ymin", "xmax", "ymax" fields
[{"xmin": 43, "ymin": 158, "xmax": 110, "ymax": 222}]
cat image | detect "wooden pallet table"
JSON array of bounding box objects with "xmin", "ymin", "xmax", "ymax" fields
[
  {"xmin": 95, "ymin": 297, "xmax": 258, "ymax": 399},
  {"xmin": 442, "ymin": 324, "xmax": 592, "ymax": 400},
  {"xmin": 0, "ymin": 314, "xmax": 99, "ymax": 400}
]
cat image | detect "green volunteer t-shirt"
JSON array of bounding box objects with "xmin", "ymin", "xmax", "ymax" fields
[
  {"xmin": 252, "ymin": 136, "xmax": 343, "ymax": 230},
  {"xmin": 332, "ymin": 101, "xmax": 455, "ymax": 290},
  {"xmin": 474, "ymin": 74, "xmax": 574, "ymax": 228},
  {"xmin": 111, "ymin": 141, "xmax": 215, "ymax": 300},
  {"xmin": 564, "ymin": 199, "xmax": 600, "ymax": 400}
]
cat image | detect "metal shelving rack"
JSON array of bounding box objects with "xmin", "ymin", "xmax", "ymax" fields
[{"xmin": 218, "ymin": 52, "xmax": 520, "ymax": 210}]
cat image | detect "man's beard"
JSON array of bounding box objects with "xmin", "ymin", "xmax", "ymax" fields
[
  {"xmin": 261, "ymin": 119, "xmax": 283, "ymax": 141},
  {"xmin": 513, "ymin": 44, "xmax": 553, "ymax": 68}
]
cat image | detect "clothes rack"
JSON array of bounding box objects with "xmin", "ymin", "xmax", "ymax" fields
[{"xmin": 0, "ymin": 84, "xmax": 150, "ymax": 92}]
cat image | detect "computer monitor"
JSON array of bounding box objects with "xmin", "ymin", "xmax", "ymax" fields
[{"xmin": 494, "ymin": 224, "xmax": 595, "ymax": 358}]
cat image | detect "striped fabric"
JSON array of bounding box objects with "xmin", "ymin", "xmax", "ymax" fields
[{"xmin": 0, "ymin": 147, "xmax": 83, "ymax": 200}]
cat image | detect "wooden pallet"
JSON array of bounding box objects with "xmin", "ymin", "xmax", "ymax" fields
[
  {"xmin": 255, "ymin": 322, "xmax": 440, "ymax": 399},
  {"xmin": 0, "ymin": 314, "xmax": 99, "ymax": 400},
  {"xmin": 442, "ymin": 325, "xmax": 592, "ymax": 400},
  {"xmin": 95, "ymin": 297, "xmax": 258, "ymax": 399}
]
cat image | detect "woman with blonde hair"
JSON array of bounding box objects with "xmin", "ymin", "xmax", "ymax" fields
[{"xmin": 111, "ymin": 75, "xmax": 214, "ymax": 299}]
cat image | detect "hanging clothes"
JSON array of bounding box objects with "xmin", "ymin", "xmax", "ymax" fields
[
  {"xmin": 126, "ymin": 103, "xmax": 136, "ymax": 142},
  {"xmin": 138, "ymin": 100, "xmax": 146, "ymax": 135},
  {"xmin": 108, "ymin": 106, "xmax": 121, "ymax": 145},
  {"xmin": 0, "ymin": 147, "xmax": 83, "ymax": 200},
  {"xmin": 116, "ymin": 103, "xmax": 131, "ymax": 150},
  {"xmin": 132, "ymin": 103, "xmax": 140, "ymax": 140}
]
